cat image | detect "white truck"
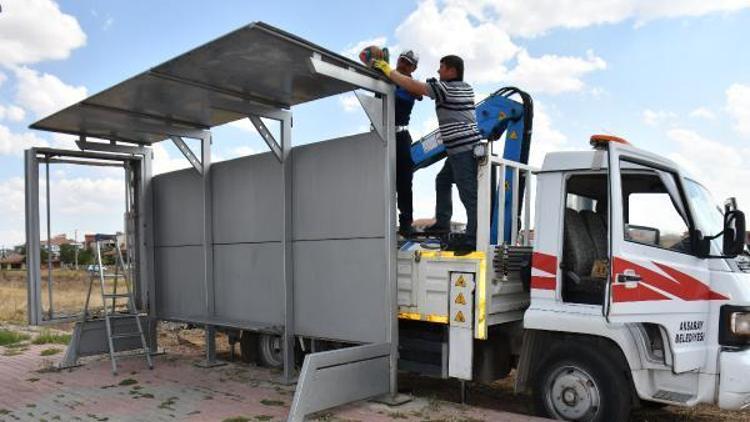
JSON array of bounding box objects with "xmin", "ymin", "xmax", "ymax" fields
[{"xmin": 395, "ymin": 134, "xmax": 750, "ymax": 421}]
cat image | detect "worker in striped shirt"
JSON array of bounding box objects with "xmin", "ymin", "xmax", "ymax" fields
[{"xmin": 374, "ymin": 55, "xmax": 480, "ymax": 252}]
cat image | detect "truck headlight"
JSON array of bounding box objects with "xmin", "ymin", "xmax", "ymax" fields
[
  {"xmin": 731, "ymin": 312, "xmax": 750, "ymax": 336},
  {"xmin": 720, "ymin": 305, "xmax": 750, "ymax": 346}
]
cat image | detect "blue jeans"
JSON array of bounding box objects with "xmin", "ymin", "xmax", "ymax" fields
[{"xmin": 435, "ymin": 150, "xmax": 478, "ymax": 242}]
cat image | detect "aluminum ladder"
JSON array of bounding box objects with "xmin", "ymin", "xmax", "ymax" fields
[{"xmin": 82, "ymin": 234, "xmax": 153, "ymax": 374}]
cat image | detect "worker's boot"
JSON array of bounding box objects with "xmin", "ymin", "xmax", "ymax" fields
[
  {"xmin": 398, "ymin": 224, "xmax": 414, "ymax": 238},
  {"xmin": 447, "ymin": 234, "xmax": 475, "ymax": 256},
  {"xmin": 424, "ymin": 222, "xmax": 450, "ymax": 235}
]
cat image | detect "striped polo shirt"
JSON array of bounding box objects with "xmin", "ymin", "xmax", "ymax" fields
[{"xmin": 425, "ymin": 78, "xmax": 482, "ymax": 155}]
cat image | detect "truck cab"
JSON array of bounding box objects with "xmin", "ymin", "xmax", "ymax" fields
[
  {"xmin": 524, "ymin": 136, "xmax": 750, "ymax": 418},
  {"xmin": 398, "ymin": 135, "xmax": 750, "ymax": 421}
]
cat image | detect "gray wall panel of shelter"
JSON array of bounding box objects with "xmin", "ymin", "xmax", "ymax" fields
[
  {"xmin": 152, "ymin": 131, "xmax": 389, "ymax": 341},
  {"xmin": 292, "ymin": 132, "xmax": 385, "ymax": 240},
  {"xmin": 292, "ymin": 132, "xmax": 388, "ymax": 344},
  {"xmin": 293, "ymin": 238, "xmax": 387, "ymax": 343},
  {"xmin": 213, "ymin": 243, "xmax": 283, "ymax": 326},
  {"xmin": 212, "ymin": 152, "xmax": 282, "ymax": 244},
  {"xmin": 154, "ymin": 246, "xmax": 206, "ymax": 320},
  {"xmin": 153, "ymin": 168, "xmax": 204, "ymax": 247}
]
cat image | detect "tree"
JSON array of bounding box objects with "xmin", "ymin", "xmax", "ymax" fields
[
  {"xmin": 77, "ymin": 249, "xmax": 94, "ymax": 266},
  {"xmin": 59, "ymin": 244, "xmax": 77, "ymax": 265}
]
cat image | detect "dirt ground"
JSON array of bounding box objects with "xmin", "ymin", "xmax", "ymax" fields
[{"xmin": 1, "ymin": 269, "xmax": 748, "ymax": 421}]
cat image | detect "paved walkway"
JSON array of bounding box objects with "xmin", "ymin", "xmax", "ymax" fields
[{"xmin": 0, "ymin": 341, "xmax": 547, "ymax": 421}]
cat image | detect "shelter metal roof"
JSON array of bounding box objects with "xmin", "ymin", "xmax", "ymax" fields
[{"xmin": 30, "ymin": 22, "xmax": 382, "ymax": 144}]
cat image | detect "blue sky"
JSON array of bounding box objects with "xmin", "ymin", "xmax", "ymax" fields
[{"xmin": 1, "ymin": 0, "xmax": 749, "ymax": 247}]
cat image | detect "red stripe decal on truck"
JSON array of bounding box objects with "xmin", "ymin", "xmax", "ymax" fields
[
  {"xmin": 531, "ymin": 276, "xmax": 557, "ymax": 290},
  {"xmin": 532, "ymin": 252, "xmax": 557, "ymax": 275},
  {"xmin": 612, "ymin": 257, "xmax": 728, "ymax": 302},
  {"xmin": 531, "ymin": 252, "xmax": 557, "ymax": 290}
]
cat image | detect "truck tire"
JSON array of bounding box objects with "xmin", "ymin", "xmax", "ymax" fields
[
  {"xmin": 256, "ymin": 333, "xmax": 284, "ymax": 368},
  {"xmin": 533, "ymin": 342, "xmax": 631, "ymax": 422}
]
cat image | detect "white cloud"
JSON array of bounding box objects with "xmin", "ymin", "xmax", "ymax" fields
[
  {"xmin": 51, "ymin": 177, "xmax": 125, "ymax": 215},
  {"xmin": 0, "ymin": 176, "xmax": 26, "ymax": 246},
  {"xmin": 395, "ymin": 0, "xmax": 519, "ymax": 84},
  {"xmin": 689, "ymin": 107, "xmax": 716, "ymax": 120},
  {"xmin": 642, "ymin": 108, "xmax": 677, "ymax": 126},
  {"xmin": 229, "ymin": 145, "xmax": 256, "ymax": 158},
  {"xmin": 0, "ymin": 0, "xmax": 86, "ymax": 66},
  {"xmin": 0, "ymin": 177, "xmax": 26, "ymax": 220},
  {"xmin": 666, "ymin": 128, "xmax": 750, "ymax": 208},
  {"xmin": 152, "ymin": 143, "xmax": 190, "ymax": 175},
  {"xmin": 388, "ymin": 0, "xmax": 607, "ymax": 93},
  {"xmin": 227, "ymin": 118, "xmax": 259, "ymax": 134},
  {"xmin": 340, "ymin": 93, "xmax": 361, "ymax": 113},
  {"xmin": 726, "ymin": 83, "xmax": 750, "ymax": 137},
  {"xmin": 505, "ymin": 49, "xmax": 606, "ymax": 95},
  {"xmin": 0, "ymin": 124, "xmax": 49, "ymax": 156},
  {"xmin": 0, "ymin": 72, "xmax": 6, "ymax": 87},
  {"xmin": 454, "ymin": 0, "xmax": 750, "ymax": 37},
  {"xmin": 0, "ymin": 104, "xmax": 26, "ymax": 122},
  {"xmin": 528, "ymin": 102, "xmax": 568, "ymax": 166},
  {"xmin": 0, "ymin": 175, "xmax": 126, "ymax": 246},
  {"xmin": 14, "ymin": 66, "xmax": 87, "ymax": 117}
]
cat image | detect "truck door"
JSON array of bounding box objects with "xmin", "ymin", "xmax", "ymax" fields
[{"xmin": 606, "ymin": 143, "xmax": 723, "ymax": 373}]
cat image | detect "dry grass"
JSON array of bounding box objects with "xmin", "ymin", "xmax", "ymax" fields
[{"xmin": 0, "ymin": 269, "xmax": 130, "ymax": 322}]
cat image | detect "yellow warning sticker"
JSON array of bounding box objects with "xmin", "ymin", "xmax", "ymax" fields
[
  {"xmin": 455, "ymin": 292, "xmax": 466, "ymax": 305},
  {"xmin": 455, "ymin": 275, "xmax": 466, "ymax": 287},
  {"xmin": 509, "ymin": 130, "xmax": 518, "ymax": 140},
  {"xmin": 455, "ymin": 310, "xmax": 465, "ymax": 323}
]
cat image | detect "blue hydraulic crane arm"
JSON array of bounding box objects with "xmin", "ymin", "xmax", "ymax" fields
[{"xmin": 410, "ymin": 86, "xmax": 534, "ymax": 244}]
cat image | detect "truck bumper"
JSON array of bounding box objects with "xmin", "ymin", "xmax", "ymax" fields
[{"xmin": 719, "ymin": 348, "xmax": 750, "ymax": 410}]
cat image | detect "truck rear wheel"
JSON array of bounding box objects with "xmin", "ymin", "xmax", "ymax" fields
[
  {"xmin": 257, "ymin": 333, "xmax": 284, "ymax": 368},
  {"xmin": 533, "ymin": 342, "xmax": 631, "ymax": 422}
]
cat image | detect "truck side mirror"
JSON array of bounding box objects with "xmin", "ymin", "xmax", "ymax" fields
[
  {"xmin": 693, "ymin": 230, "xmax": 711, "ymax": 258},
  {"xmin": 723, "ymin": 210, "xmax": 746, "ymax": 258}
]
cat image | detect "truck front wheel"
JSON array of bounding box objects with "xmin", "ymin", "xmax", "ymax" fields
[{"xmin": 533, "ymin": 342, "xmax": 631, "ymax": 422}]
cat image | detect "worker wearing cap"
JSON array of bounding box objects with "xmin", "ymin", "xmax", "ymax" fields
[
  {"xmin": 374, "ymin": 55, "xmax": 480, "ymax": 252},
  {"xmin": 393, "ymin": 50, "xmax": 422, "ymax": 238}
]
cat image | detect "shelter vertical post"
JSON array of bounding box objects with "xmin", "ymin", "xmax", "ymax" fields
[
  {"xmin": 25, "ymin": 149, "xmax": 42, "ymax": 326},
  {"xmin": 139, "ymin": 150, "xmax": 158, "ymax": 350},
  {"xmin": 201, "ymin": 133, "xmax": 220, "ymax": 365},
  {"xmin": 281, "ymin": 114, "xmax": 295, "ymax": 384},
  {"xmin": 383, "ymin": 88, "xmax": 398, "ymax": 398}
]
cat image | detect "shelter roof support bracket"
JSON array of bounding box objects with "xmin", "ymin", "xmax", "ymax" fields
[
  {"xmin": 248, "ymin": 116, "xmax": 283, "ymax": 162},
  {"xmin": 309, "ymin": 53, "xmax": 392, "ymax": 95},
  {"xmin": 170, "ymin": 135, "xmax": 204, "ymax": 174},
  {"xmin": 355, "ymin": 91, "xmax": 386, "ymax": 144},
  {"xmin": 76, "ymin": 136, "xmax": 150, "ymax": 156}
]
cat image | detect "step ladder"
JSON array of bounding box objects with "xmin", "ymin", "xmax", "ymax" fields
[{"xmin": 81, "ymin": 234, "xmax": 153, "ymax": 375}]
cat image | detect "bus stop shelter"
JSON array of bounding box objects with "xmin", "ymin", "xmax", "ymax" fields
[{"xmin": 25, "ymin": 22, "xmax": 399, "ymax": 421}]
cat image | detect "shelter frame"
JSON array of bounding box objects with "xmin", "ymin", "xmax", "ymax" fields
[{"xmin": 23, "ymin": 22, "xmax": 400, "ymax": 421}]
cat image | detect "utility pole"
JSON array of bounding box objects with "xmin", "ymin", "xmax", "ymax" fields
[{"xmin": 74, "ymin": 229, "xmax": 79, "ymax": 270}]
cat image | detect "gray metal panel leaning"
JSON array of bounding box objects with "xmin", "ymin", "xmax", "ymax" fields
[{"xmin": 287, "ymin": 343, "xmax": 391, "ymax": 421}]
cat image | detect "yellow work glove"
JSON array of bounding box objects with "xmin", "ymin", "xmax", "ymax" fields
[{"xmin": 372, "ymin": 59, "xmax": 392, "ymax": 77}]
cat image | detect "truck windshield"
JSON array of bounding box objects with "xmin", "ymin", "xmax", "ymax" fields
[{"xmin": 684, "ymin": 178, "xmax": 723, "ymax": 241}]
